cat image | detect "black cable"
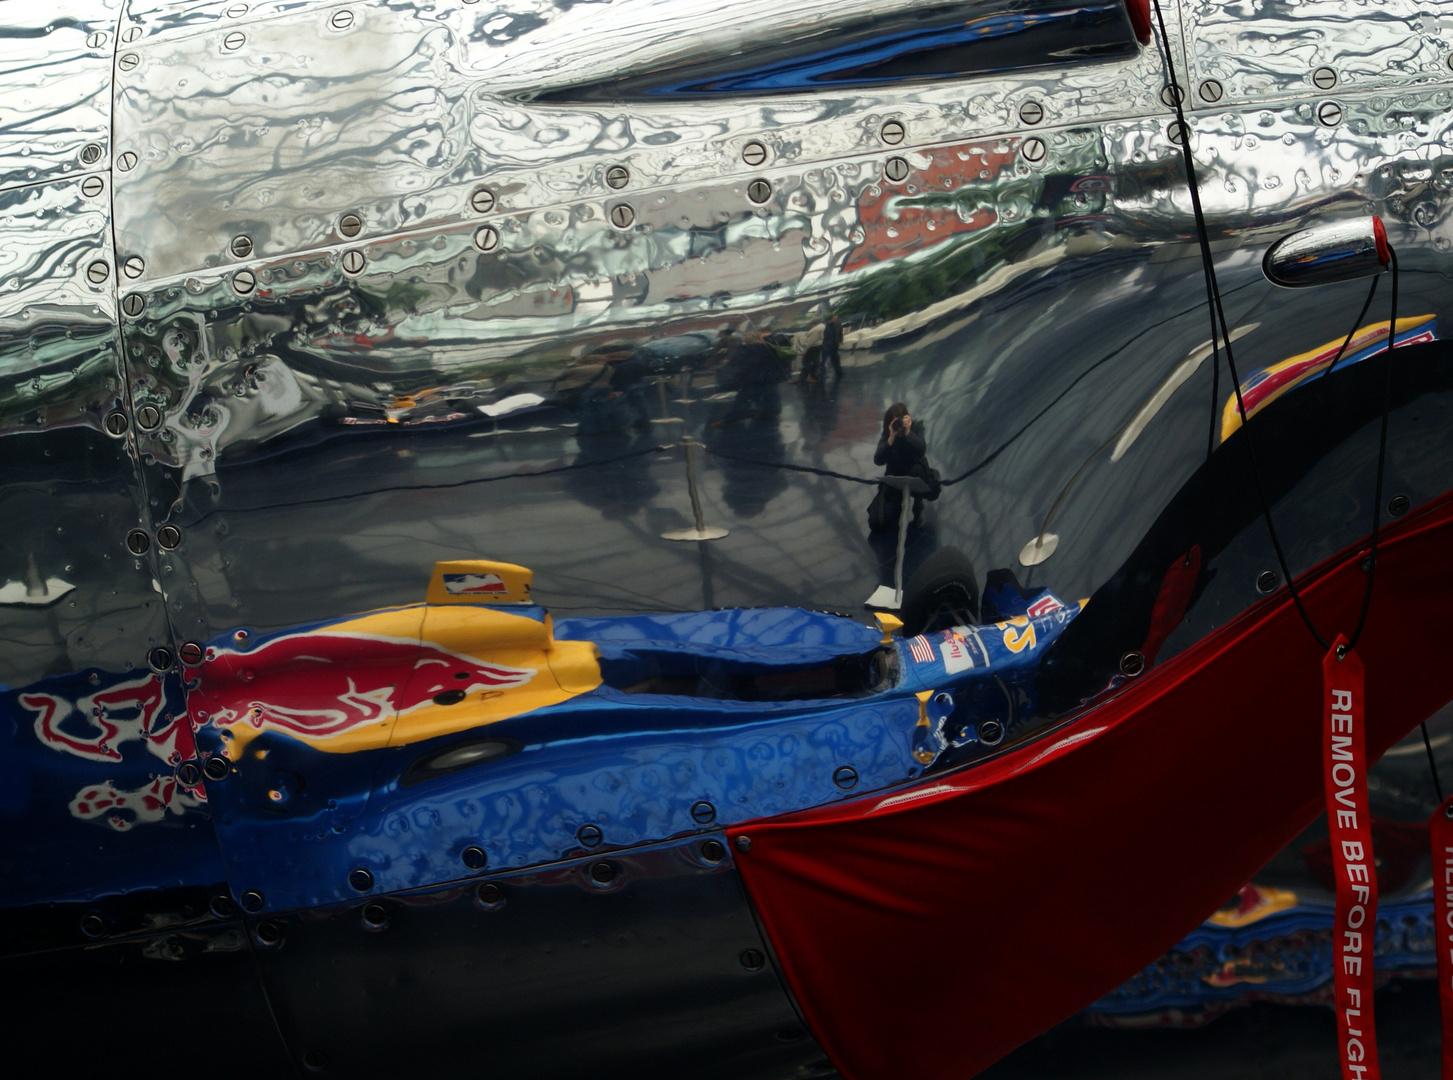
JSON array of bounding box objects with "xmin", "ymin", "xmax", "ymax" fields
[
  {"xmin": 1319, "ymin": 274, "xmax": 1379, "ymax": 383},
  {"xmin": 1422, "ymin": 721, "xmax": 1445, "ymax": 805}
]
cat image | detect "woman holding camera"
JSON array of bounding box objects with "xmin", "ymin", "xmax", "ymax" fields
[{"xmin": 870, "ymin": 402, "xmax": 935, "ymax": 530}]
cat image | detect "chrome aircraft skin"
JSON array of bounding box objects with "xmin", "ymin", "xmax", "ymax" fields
[{"xmin": 3, "ymin": 0, "xmax": 1453, "ymax": 1076}]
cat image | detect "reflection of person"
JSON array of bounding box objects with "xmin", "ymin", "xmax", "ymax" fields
[
  {"xmin": 792, "ymin": 320, "xmax": 824, "ymax": 383},
  {"xmin": 711, "ymin": 329, "xmax": 782, "ymax": 426},
  {"xmin": 873, "ymin": 402, "xmax": 930, "ymax": 528},
  {"xmin": 822, "ymin": 314, "xmax": 843, "ymax": 379}
]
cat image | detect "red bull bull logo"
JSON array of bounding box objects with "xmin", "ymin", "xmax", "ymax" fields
[
  {"xmin": 20, "ymin": 672, "xmax": 194, "ymax": 766},
  {"xmin": 70, "ymin": 776, "xmax": 202, "ymax": 832}
]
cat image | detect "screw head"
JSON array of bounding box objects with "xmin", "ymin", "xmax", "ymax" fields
[
  {"xmin": 734, "ymin": 835, "xmax": 751, "ymax": 852},
  {"xmin": 1312, "ymin": 66, "xmax": 1337, "ymax": 90},
  {"xmin": 1167, "ymin": 120, "xmax": 1190, "ymax": 145},
  {"xmin": 577, "ymin": 824, "xmax": 603, "ymax": 848},
  {"xmin": 609, "ymin": 203, "xmax": 636, "ymax": 228},
  {"xmin": 135, "ymin": 403, "xmax": 162, "ymax": 430},
  {"xmin": 179, "ymin": 641, "xmax": 204, "ymax": 665},
  {"xmin": 739, "ymin": 948, "xmax": 766, "ymax": 971},
  {"xmin": 1119, "ymin": 651, "xmax": 1146, "ymax": 677},
  {"xmin": 81, "ymin": 175, "xmax": 105, "ymax": 197},
  {"xmin": 122, "ymin": 25, "xmax": 142, "ymax": 42},
  {"xmin": 1021, "ymin": 137, "xmax": 1047, "ymax": 164},
  {"xmin": 302, "ymin": 1051, "xmax": 326, "ymax": 1072},
  {"xmin": 104, "ymin": 410, "xmax": 129, "ymax": 436},
  {"xmin": 1388, "ymin": 494, "xmax": 1410, "ymax": 517},
  {"xmin": 1198, "ymin": 79, "xmax": 1224, "ymax": 103},
  {"xmin": 590, "ymin": 861, "xmax": 617, "ymax": 884},
  {"xmin": 470, "ymin": 186, "xmax": 496, "ymax": 213},
  {"xmin": 1256, "ymin": 569, "xmax": 1279, "ymax": 594},
  {"xmin": 700, "ymin": 839, "xmax": 726, "ymax": 863},
  {"xmin": 79, "ymin": 144, "xmax": 103, "ymax": 166},
  {"xmin": 476, "ymin": 882, "xmax": 503, "ymax": 907},
  {"xmin": 1445, "ymin": 803, "xmax": 1453, "ymax": 820},
  {"xmin": 349, "ymin": 868, "xmax": 374, "ymax": 892},
  {"xmin": 605, "ymin": 165, "xmax": 630, "ymax": 190},
  {"xmin": 230, "ymin": 234, "xmax": 253, "ymax": 258},
  {"xmin": 210, "ymin": 894, "xmax": 236, "ymax": 920},
  {"xmin": 255, "ymin": 921, "xmax": 282, "ymax": 944},
  {"xmin": 116, "ymin": 151, "xmax": 138, "ymax": 172},
  {"xmin": 1360, "ymin": 553, "xmax": 1375, "ymax": 573},
  {"xmin": 461, "ymin": 845, "xmax": 487, "ymax": 870},
  {"xmin": 121, "ymin": 293, "xmax": 145, "ymax": 317},
  {"xmin": 225, "ymin": 3, "xmax": 249, "ymax": 16},
  {"xmin": 978, "ymin": 719, "xmax": 1005, "ymax": 745},
  {"xmin": 473, "ymin": 225, "xmax": 499, "ymax": 252},
  {"xmin": 361, "ymin": 903, "xmax": 387, "ymax": 929},
  {"xmin": 1018, "ymin": 100, "xmax": 1044, "ymax": 125},
  {"xmin": 338, "ymin": 213, "xmax": 362, "ymax": 238},
  {"xmin": 86, "ymin": 260, "xmax": 110, "ymax": 285},
  {"xmin": 118, "ymin": 53, "xmax": 139, "ymax": 71},
  {"xmin": 80, "ymin": 914, "xmax": 106, "ymax": 938},
  {"xmin": 148, "ymin": 646, "xmax": 173, "ymax": 671},
  {"xmin": 330, "ymin": 9, "xmax": 355, "ymax": 30},
  {"xmin": 341, "ymin": 249, "xmax": 366, "ymax": 275},
  {"xmin": 203, "ymin": 755, "xmax": 230, "ymax": 781},
  {"xmin": 1317, "ymin": 101, "xmax": 1343, "ymax": 127},
  {"xmin": 832, "ymin": 766, "xmax": 858, "ymax": 790},
  {"xmin": 746, "ymin": 179, "xmax": 772, "ymax": 205},
  {"xmin": 125, "ymin": 529, "xmax": 151, "ymax": 555},
  {"xmin": 879, "ymin": 119, "xmax": 905, "ymax": 145},
  {"xmin": 1159, "ymin": 85, "xmax": 1185, "ymax": 109},
  {"xmin": 87, "ymin": 31, "xmax": 108, "ymax": 49},
  {"xmin": 222, "ymin": 31, "xmax": 245, "ymax": 51},
  {"xmin": 741, "ymin": 140, "xmax": 767, "ymax": 166},
  {"xmin": 690, "ymin": 800, "xmax": 716, "ymax": 824},
  {"xmin": 123, "ymin": 256, "xmax": 145, "ymax": 279},
  {"xmin": 177, "ymin": 761, "xmax": 202, "ymax": 786},
  {"xmin": 232, "ymin": 269, "xmax": 256, "ymax": 295},
  {"xmin": 884, "ymin": 156, "xmax": 910, "ymax": 183},
  {"xmin": 156, "ymin": 524, "xmax": 181, "ymax": 550},
  {"xmin": 239, "ymin": 890, "xmax": 264, "ymax": 913}
]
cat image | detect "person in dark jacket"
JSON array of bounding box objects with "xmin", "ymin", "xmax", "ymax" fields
[
  {"xmin": 822, "ymin": 313, "xmax": 843, "ymax": 378},
  {"xmin": 873, "ymin": 402, "xmax": 930, "ymax": 527}
]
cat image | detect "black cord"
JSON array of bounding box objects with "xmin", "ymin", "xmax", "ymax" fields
[
  {"xmin": 1422, "ymin": 721, "xmax": 1446, "ymax": 804},
  {"xmin": 1319, "ymin": 274, "xmax": 1379, "ymax": 383}
]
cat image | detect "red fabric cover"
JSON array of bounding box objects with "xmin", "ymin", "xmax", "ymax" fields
[
  {"xmin": 730, "ymin": 495, "xmax": 1453, "ymax": 1080},
  {"xmin": 1126, "ymin": 0, "xmax": 1153, "ymax": 45}
]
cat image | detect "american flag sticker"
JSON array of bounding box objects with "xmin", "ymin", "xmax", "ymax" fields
[{"xmin": 908, "ymin": 635, "xmax": 935, "ymax": 664}]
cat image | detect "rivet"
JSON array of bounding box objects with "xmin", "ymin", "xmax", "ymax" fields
[
  {"xmin": 125, "ymin": 529, "xmax": 151, "ymax": 555},
  {"xmin": 81, "ymin": 175, "xmax": 105, "ymax": 198},
  {"xmin": 239, "ymin": 889, "xmax": 264, "ymax": 912},
  {"xmin": 978, "ymin": 719, "xmax": 1005, "ymax": 746},
  {"xmin": 746, "ymin": 179, "xmax": 772, "ymax": 205},
  {"xmin": 1159, "ymin": 85, "xmax": 1184, "ymax": 109},
  {"xmin": 470, "ymin": 186, "xmax": 496, "ymax": 213},
  {"xmin": 609, "ymin": 203, "xmax": 636, "ymax": 228},
  {"xmin": 832, "ymin": 765, "xmax": 858, "ymax": 790},
  {"xmin": 118, "ymin": 53, "xmax": 139, "ymax": 71},
  {"xmin": 473, "ymin": 225, "xmax": 499, "ymax": 252},
  {"xmin": 116, "ymin": 151, "xmax": 138, "ymax": 172},
  {"xmin": 879, "ymin": 119, "xmax": 905, "ymax": 145},
  {"xmin": 735, "ymin": 835, "xmax": 751, "ymax": 852},
  {"xmin": 741, "ymin": 140, "xmax": 767, "ymax": 166},
  {"xmin": 121, "ymin": 293, "xmax": 145, "ymax": 316},
  {"xmin": 1256, "ymin": 569, "xmax": 1279, "ymax": 594},
  {"xmin": 135, "ymin": 403, "xmax": 162, "ymax": 430},
  {"xmin": 1317, "ymin": 101, "xmax": 1343, "ymax": 127},
  {"xmin": 1198, "ymin": 79, "xmax": 1223, "ymax": 103},
  {"xmin": 80, "ymin": 914, "xmax": 105, "ymax": 938},
  {"xmin": 147, "ymin": 646, "xmax": 173, "ymax": 671},
  {"xmin": 590, "ymin": 861, "xmax": 617, "ymax": 884},
  {"xmin": 223, "ymin": 31, "xmax": 245, "ymax": 51},
  {"xmin": 1120, "ymin": 651, "xmax": 1146, "ymax": 678},
  {"xmin": 177, "ymin": 761, "xmax": 202, "ymax": 786},
  {"xmin": 79, "ymin": 144, "xmax": 103, "ymax": 166},
  {"xmin": 209, "ymin": 894, "xmax": 236, "ymax": 919},
  {"xmin": 86, "ymin": 31, "xmax": 108, "ymax": 49},
  {"xmin": 230, "ymin": 234, "xmax": 253, "ymax": 258},
  {"xmin": 577, "ymin": 824, "xmax": 603, "ymax": 848},
  {"xmin": 1021, "ymin": 137, "xmax": 1046, "ymax": 164},
  {"xmin": 362, "ymin": 903, "xmax": 387, "ymax": 928},
  {"xmin": 255, "ymin": 921, "xmax": 282, "ymax": 945},
  {"xmin": 461, "ymin": 845, "xmax": 487, "ymax": 870},
  {"xmin": 700, "ymin": 839, "xmax": 726, "ymax": 863},
  {"xmin": 1360, "ymin": 553, "xmax": 1375, "ymax": 573},
  {"xmin": 225, "ymin": 3, "xmax": 249, "ymax": 17},
  {"xmin": 203, "ymin": 755, "xmax": 230, "ymax": 781},
  {"xmin": 690, "ymin": 800, "xmax": 716, "ymax": 824},
  {"xmin": 605, "ymin": 165, "xmax": 630, "ymax": 189},
  {"xmin": 475, "ymin": 882, "xmax": 504, "ymax": 907},
  {"xmin": 739, "ymin": 948, "xmax": 766, "ymax": 971},
  {"xmin": 330, "ymin": 9, "xmax": 355, "ymax": 30},
  {"xmin": 1018, "ymin": 100, "xmax": 1044, "ymax": 125},
  {"xmin": 232, "ymin": 269, "xmax": 256, "ymax": 295},
  {"xmin": 86, "ymin": 260, "xmax": 110, "ymax": 285},
  {"xmin": 1388, "ymin": 494, "xmax": 1410, "ymax": 517},
  {"xmin": 179, "ymin": 640, "xmax": 204, "ymax": 665},
  {"xmin": 341, "ymin": 249, "xmax": 366, "ymax": 275},
  {"xmin": 883, "ymin": 156, "xmax": 909, "ymax": 183},
  {"xmin": 338, "ymin": 213, "xmax": 362, "ymax": 238},
  {"xmin": 302, "ymin": 1050, "xmax": 326, "ymax": 1072},
  {"xmin": 1336, "ymin": 644, "xmax": 1348, "ymax": 661},
  {"xmin": 1312, "ymin": 66, "xmax": 1337, "ymax": 90},
  {"xmin": 1445, "ymin": 803, "xmax": 1453, "ymax": 820},
  {"xmin": 156, "ymin": 524, "xmax": 181, "ymax": 550},
  {"xmin": 1167, "ymin": 121, "xmax": 1190, "ymax": 145},
  {"xmin": 123, "ymin": 256, "xmax": 145, "ymax": 279},
  {"xmin": 104, "ymin": 410, "xmax": 129, "ymax": 436},
  {"xmin": 349, "ymin": 868, "xmax": 374, "ymax": 892},
  {"xmin": 121, "ymin": 26, "xmax": 141, "ymax": 42}
]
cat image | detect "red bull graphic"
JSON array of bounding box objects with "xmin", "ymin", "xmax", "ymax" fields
[
  {"xmin": 20, "ymin": 673, "xmax": 194, "ymax": 766},
  {"xmin": 69, "ymin": 776, "xmax": 202, "ymax": 832}
]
